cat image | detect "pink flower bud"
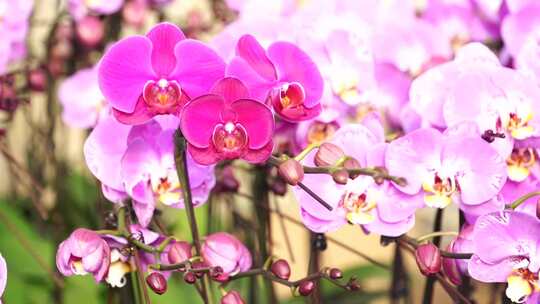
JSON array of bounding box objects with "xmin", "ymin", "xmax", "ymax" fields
[
  {"xmin": 278, "ymin": 159, "xmax": 304, "ymax": 186},
  {"xmin": 415, "ymin": 243, "xmax": 442, "ymax": 276},
  {"xmin": 146, "ymin": 272, "xmax": 167, "ymax": 295},
  {"xmin": 442, "ymin": 240, "xmax": 462, "ymax": 286},
  {"xmin": 183, "ymin": 272, "xmax": 197, "ymax": 284},
  {"xmin": 167, "ymin": 241, "xmax": 192, "ymax": 265},
  {"xmin": 202, "ymin": 233, "xmax": 252, "ymax": 275},
  {"xmin": 221, "ymin": 290, "xmax": 245, "ymax": 304},
  {"xmin": 270, "ymin": 259, "xmax": 291, "ymax": 280},
  {"xmin": 536, "ymin": 200, "xmax": 540, "ymax": 220},
  {"xmin": 298, "ymin": 280, "xmax": 315, "ymax": 296},
  {"xmin": 329, "ymin": 268, "xmax": 343, "ymax": 279},
  {"xmin": 76, "ymin": 16, "xmax": 105, "ymax": 48},
  {"xmin": 270, "ymin": 178, "xmax": 287, "ymax": 196},
  {"xmin": 314, "ymin": 143, "xmax": 344, "ymax": 167},
  {"xmin": 343, "ymin": 158, "xmax": 361, "ymax": 179},
  {"xmin": 332, "ymin": 169, "xmax": 349, "ymax": 185}
]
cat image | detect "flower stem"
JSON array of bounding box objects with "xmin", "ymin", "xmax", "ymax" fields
[
  {"xmin": 416, "ymin": 231, "xmax": 458, "ymax": 243},
  {"xmin": 509, "ymin": 191, "xmax": 540, "ymax": 209},
  {"xmin": 294, "ymin": 143, "xmax": 320, "ymax": 161},
  {"xmin": 174, "ymin": 130, "xmax": 212, "ymax": 304}
]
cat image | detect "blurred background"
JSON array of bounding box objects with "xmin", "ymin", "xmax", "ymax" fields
[{"xmin": 0, "ymin": 0, "xmax": 503, "ymax": 303}]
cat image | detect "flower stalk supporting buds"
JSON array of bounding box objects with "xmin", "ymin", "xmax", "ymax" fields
[{"xmin": 174, "ymin": 130, "xmax": 212, "ymax": 304}]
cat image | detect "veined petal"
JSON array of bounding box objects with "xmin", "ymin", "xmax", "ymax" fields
[
  {"xmin": 267, "ymin": 41, "xmax": 323, "ymax": 108},
  {"xmin": 98, "ymin": 36, "xmax": 156, "ymax": 113},
  {"xmin": 170, "ymin": 39, "xmax": 226, "ymax": 99},
  {"xmin": 211, "ymin": 77, "xmax": 250, "ymax": 104},
  {"xmin": 235, "ymin": 34, "xmax": 277, "ymax": 81},
  {"xmin": 230, "ymin": 99, "xmax": 274, "ymax": 149},
  {"xmin": 180, "ymin": 95, "xmax": 225, "ymax": 148},
  {"xmin": 146, "ymin": 22, "xmax": 186, "ymax": 77}
]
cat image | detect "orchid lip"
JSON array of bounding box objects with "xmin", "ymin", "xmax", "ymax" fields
[
  {"xmin": 142, "ymin": 79, "xmax": 182, "ymax": 114},
  {"xmin": 212, "ymin": 122, "xmax": 248, "ymax": 156}
]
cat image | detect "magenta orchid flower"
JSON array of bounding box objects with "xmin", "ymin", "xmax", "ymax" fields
[
  {"xmin": 202, "ymin": 232, "xmax": 252, "ymax": 275},
  {"xmin": 84, "ymin": 115, "xmax": 215, "ymax": 226},
  {"xmin": 59, "ymin": 66, "xmax": 109, "ymax": 129},
  {"xmin": 180, "ymin": 77, "xmax": 274, "ymax": 165},
  {"xmin": 469, "ymin": 211, "xmax": 540, "ymax": 303},
  {"xmin": 98, "ymin": 22, "xmax": 225, "ymax": 125},
  {"xmin": 226, "ymin": 34, "xmax": 323, "ymax": 122},
  {"xmin": 385, "ymin": 127, "xmax": 507, "ymax": 211},
  {"xmin": 0, "ymin": 253, "xmax": 5, "ymax": 303},
  {"xmin": 56, "ymin": 228, "xmax": 111, "ymax": 283},
  {"xmin": 294, "ymin": 122, "xmax": 423, "ymax": 236}
]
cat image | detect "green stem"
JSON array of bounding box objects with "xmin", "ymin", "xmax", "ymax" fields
[
  {"xmin": 174, "ymin": 130, "xmax": 212, "ymax": 304},
  {"xmin": 510, "ymin": 191, "xmax": 540, "ymax": 209},
  {"xmin": 416, "ymin": 231, "xmax": 458, "ymax": 243},
  {"xmin": 294, "ymin": 143, "xmax": 320, "ymax": 161},
  {"xmin": 130, "ymin": 270, "xmax": 143, "ymax": 304}
]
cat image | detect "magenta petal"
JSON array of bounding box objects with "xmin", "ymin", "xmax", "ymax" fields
[
  {"xmin": 230, "ymin": 99, "xmax": 274, "ymax": 149},
  {"xmin": 226, "ymin": 56, "xmax": 275, "ymax": 102},
  {"xmin": 56, "ymin": 241, "xmax": 72, "ymax": 276},
  {"xmin": 236, "ymin": 34, "xmax": 277, "ymax": 81},
  {"xmin": 98, "ymin": 36, "xmax": 156, "ymax": 113},
  {"xmin": 300, "ymin": 208, "xmax": 346, "ymax": 233},
  {"xmin": 146, "ymin": 22, "xmax": 186, "ymax": 77},
  {"xmin": 112, "ymin": 96, "xmax": 154, "ymax": 125},
  {"xmin": 180, "ymin": 95, "xmax": 224, "ymax": 148},
  {"xmin": 188, "ymin": 144, "xmax": 221, "ymax": 165},
  {"xmin": 210, "ymin": 77, "xmax": 250, "ymax": 104},
  {"xmin": 82, "ymin": 245, "xmax": 105, "ymax": 273},
  {"xmin": 267, "ymin": 41, "xmax": 323, "ymax": 108},
  {"xmin": 277, "ymin": 103, "xmax": 322, "ymax": 122},
  {"xmin": 243, "ymin": 141, "xmax": 274, "ymax": 164},
  {"xmin": 364, "ymin": 212, "xmax": 416, "ymax": 237},
  {"xmin": 121, "ymin": 138, "xmax": 160, "ymax": 192},
  {"xmin": 171, "ymin": 39, "xmax": 226, "ymax": 99}
]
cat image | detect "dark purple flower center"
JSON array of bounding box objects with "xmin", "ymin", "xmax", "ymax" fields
[{"xmin": 143, "ymin": 79, "xmax": 182, "ymax": 114}]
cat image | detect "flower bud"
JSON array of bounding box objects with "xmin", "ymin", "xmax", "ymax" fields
[
  {"xmin": 298, "ymin": 280, "xmax": 315, "ymax": 296},
  {"xmin": 536, "ymin": 200, "xmax": 540, "ymax": 220},
  {"xmin": 28, "ymin": 68, "xmax": 48, "ymax": 92},
  {"xmin": 202, "ymin": 232, "xmax": 252, "ymax": 275},
  {"xmin": 167, "ymin": 241, "xmax": 192, "ymax": 265},
  {"xmin": 212, "ymin": 272, "xmax": 230, "ymax": 283},
  {"xmin": 312, "ymin": 233, "xmax": 327, "ymax": 251},
  {"xmin": 192, "ymin": 262, "xmax": 206, "ymax": 278},
  {"xmin": 442, "ymin": 241, "xmax": 462, "ymax": 286},
  {"xmin": 332, "ymin": 169, "xmax": 349, "ymax": 185},
  {"xmin": 415, "ymin": 243, "xmax": 442, "ymax": 276},
  {"xmin": 346, "ymin": 277, "xmax": 361, "ymax": 291},
  {"xmin": 270, "ymin": 259, "xmax": 291, "ymax": 280},
  {"xmin": 215, "ymin": 166, "xmax": 240, "ymax": 193},
  {"xmin": 278, "ymin": 159, "xmax": 304, "ymax": 186},
  {"xmin": 146, "ymin": 272, "xmax": 167, "ymax": 295},
  {"xmin": 343, "ymin": 158, "xmax": 361, "ymax": 179},
  {"xmin": 329, "ymin": 268, "xmax": 343, "ymax": 279},
  {"xmin": 76, "ymin": 16, "xmax": 105, "ymax": 48},
  {"xmin": 183, "ymin": 271, "xmax": 197, "ymax": 284},
  {"xmin": 210, "ymin": 266, "xmax": 224, "ymax": 278},
  {"xmin": 314, "ymin": 143, "xmax": 345, "ymax": 167},
  {"xmin": 221, "ymin": 290, "xmax": 245, "ymax": 304}
]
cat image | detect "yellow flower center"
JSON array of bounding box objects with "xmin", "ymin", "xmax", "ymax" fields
[
  {"xmin": 306, "ymin": 122, "xmax": 339, "ymax": 144},
  {"xmin": 422, "ymin": 175, "xmax": 456, "ymax": 208},
  {"xmin": 151, "ymin": 170, "xmax": 182, "ymax": 206},
  {"xmin": 506, "ymin": 269, "xmax": 540, "ymax": 303},
  {"xmin": 71, "ymin": 260, "xmax": 88, "ymax": 275},
  {"xmin": 342, "ymin": 192, "xmax": 377, "ymax": 225},
  {"xmin": 331, "ymin": 71, "xmax": 360, "ymax": 104},
  {"xmin": 502, "ymin": 111, "xmax": 534, "ymax": 140},
  {"xmin": 507, "ymin": 148, "xmax": 536, "ymax": 182}
]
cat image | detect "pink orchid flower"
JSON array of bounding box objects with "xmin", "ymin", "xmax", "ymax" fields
[
  {"xmin": 98, "ymin": 22, "xmax": 225, "ymax": 125},
  {"xmin": 227, "ymin": 34, "xmax": 323, "ymax": 122},
  {"xmin": 180, "ymin": 77, "xmax": 274, "ymax": 165}
]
